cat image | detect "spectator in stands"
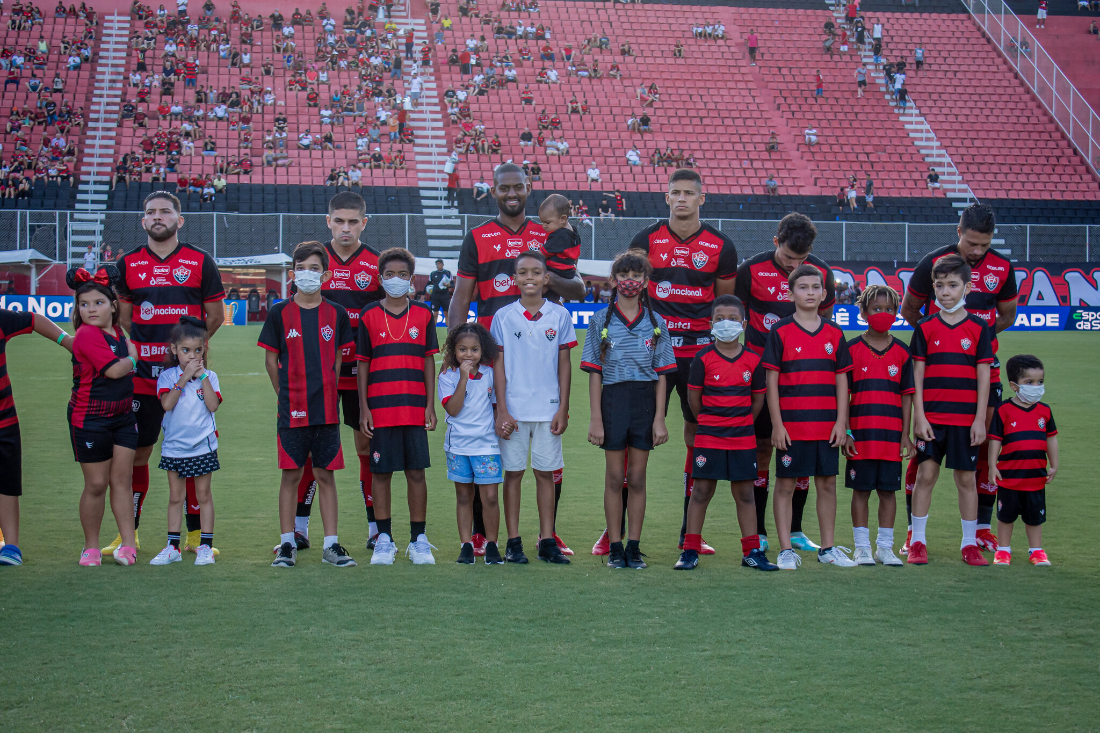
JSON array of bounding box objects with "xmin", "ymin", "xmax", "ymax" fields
[
  {"xmin": 804, "ymin": 125, "xmax": 818, "ymax": 146},
  {"xmin": 872, "ymin": 38, "xmax": 882, "ymax": 68},
  {"xmin": 914, "ymin": 42, "xmax": 925, "ymax": 71},
  {"xmin": 896, "ymin": 85, "xmax": 908, "ymax": 111},
  {"xmin": 202, "ymin": 139, "xmax": 217, "ymax": 156},
  {"xmin": 854, "ymin": 64, "xmax": 867, "ymax": 97},
  {"xmin": 67, "ymin": 53, "xmax": 81, "ymax": 70},
  {"xmin": 586, "ymin": 161, "xmax": 601, "ymax": 183},
  {"xmin": 814, "ymin": 71, "xmax": 824, "ymax": 99},
  {"xmin": 766, "ymin": 174, "xmax": 778, "ymax": 195},
  {"xmin": 639, "ymin": 112, "xmax": 651, "ymax": 132},
  {"xmin": 835, "ymin": 281, "xmax": 851, "ymax": 304},
  {"xmin": 847, "ymin": 184, "xmax": 858, "ymax": 211},
  {"xmin": 614, "ymin": 190, "xmax": 625, "ymax": 214},
  {"xmin": 766, "ymin": 131, "xmax": 779, "ymax": 153},
  {"xmin": 836, "ymin": 186, "xmax": 846, "ymax": 209},
  {"xmin": 926, "ymin": 167, "xmax": 940, "ymax": 190},
  {"xmin": 626, "ymin": 145, "xmax": 641, "ymax": 166},
  {"xmin": 746, "ymin": 28, "xmax": 758, "ymax": 66},
  {"xmin": 297, "ymin": 130, "xmax": 313, "ymax": 149},
  {"xmin": 474, "ymin": 179, "xmax": 491, "ymax": 200}
]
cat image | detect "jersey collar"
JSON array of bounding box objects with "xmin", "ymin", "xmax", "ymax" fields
[
  {"xmin": 327, "ymin": 241, "xmax": 377, "ymax": 266},
  {"xmin": 144, "ymin": 242, "xmax": 184, "ymax": 263},
  {"xmin": 522, "ymin": 300, "xmax": 547, "ymax": 321},
  {"xmin": 613, "ymin": 303, "xmax": 644, "ymax": 329},
  {"xmin": 493, "ymin": 217, "xmax": 532, "ymax": 236},
  {"xmin": 664, "ymin": 220, "xmax": 704, "ymax": 245}
]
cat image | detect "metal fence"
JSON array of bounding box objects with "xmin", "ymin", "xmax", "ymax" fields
[{"xmin": 1, "ymin": 211, "xmax": 1096, "ymax": 263}]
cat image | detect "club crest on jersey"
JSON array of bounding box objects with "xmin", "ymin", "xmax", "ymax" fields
[
  {"xmin": 172, "ymin": 266, "xmax": 191, "ymax": 284},
  {"xmin": 984, "ymin": 274, "xmax": 999, "ymax": 291},
  {"xmin": 354, "ymin": 271, "xmax": 372, "ymax": 290},
  {"xmin": 743, "ymin": 370, "xmax": 751, "ymax": 383},
  {"xmin": 824, "ymin": 342, "xmax": 834, "ymax": 355},
  {"xmin": 409, "ymin": 327, "xmax": 419, "ymax": 340},
  {"xmin": 644, "ymin": 337, "xmax": 653, "ymax": 351},
  {"xmin": 692, "ymin": 251, "xmax": 708, "ymax": 270},
  {"xmin": 373, "ymin": 451, "xmax": 380, "ymax": 462},
  {"xmin": 960, "ymin": 338, "xmax": 972, "ymax": 351},
  {"xmin": 196, "ymin": 388, "xmax": 204, "ymax": 401},
  {"xmin": 1037, "ymin": 417, "xmax": 1046, "ymax": 429},
  {"xmin": 321, "ymin": 325, "xmax": 334, "ymax": 341},
  {"xmin": 781, "ymin": 454, "xmax": 792, "ymax": 467},
  {"xmin": 695, "ymin": 455, "xmax": 706, "ymax": 467},
  {"xmin": 544, "ymin": 328, "xmax": 557, "ymax": 341},
  {"xmin": 888, "ymin": 364, "xmax": 899, "ymax": 377}
]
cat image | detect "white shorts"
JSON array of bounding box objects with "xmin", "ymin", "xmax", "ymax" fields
[
  {"xmin": 1037, "ymin": 9, "xmax": 1047, "ymax": 18},
  {"xmin": 499, "ymin": 420, "xmax": 564, "ymax": 473}
]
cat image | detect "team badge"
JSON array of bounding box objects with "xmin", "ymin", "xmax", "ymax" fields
[
  {"xmin": 691, "ymin": 251, "xmax": 708, "ymax": 269},
  {"xmin": 960, "ymin": 338, "xmax": 972, "ymax": 351},
  {"xmin": 644, "ymin": 337, "xmax": 653, "ymax": 351},
  {"xmin": 781, "ymin": 454, "xmax": 792, "ymax": 467},
  {"xmin": 197, "ymin": 388, "xmax": 204, "ymax": 401},
  {"xmin": 132, "ymin": 400, "xmax": 141, "ymax": 413},
  {"xmin": 888, "ymin": 364, "xmax": 899, "ymax": 377},
  {"xmin": 916, "ymin": 440, "xmax": 926, "ymax": 451},
  {"xmin": 354, "ymin": 271, "xmax": 372, "ymax": 290},
  {"xmin": 695, "ymin": 455, "xmax": 706, "ymax": 467},
  {"xmin": 984, "ymin": 274, "xmax": 999, "ymax": 291},
  {"xmin": 998, "ymin": 500, "xmax": 1003, "ymax": 511},
  {"xmin": 824, "ymin": 342, "xmax": 834, "ymax": 355},
  {"xmin": 409, "ymin": 327, "xmax": 419, "ymax": 340},
  {"xmin": 850, "ymin": 468, "xmax": 856, "ymax": 480},
  {"xmin": 172, "ymin": 266, "xmax": 191, "ymax": 284},
  {"xmin": 1037, "ymin": 417, "xmax": 1045, "ymax": 429},
  {"xmin": 743, "ymin": 370, "xmax": 751, "ymax": 383},
  {"xmin": 372, "ymin": 451, "xmax": 380, "ymax": 462},
  {"xmin": 321, "ymin": 325, "xmax": 334, "ymax": 341},
  {"xmin": 544, "ymin": 328, "xmax": 557, "ymax": 341}
]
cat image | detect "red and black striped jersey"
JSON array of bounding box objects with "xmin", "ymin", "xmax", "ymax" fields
[
  {"xmin": 543, "ymin": 225, "xmax": 579, "ymax": 279},
  {"xmin": 356, "ymin": 301, "xmax": 440, "ymax": 428},
  {"xmin": 68, "ymin": 324, "xmax": 134, "ymax": 430},
  {"xmin": 258, "ymin": 298, "xmax": 353, "ymax": 429},
  {"xmin": 906, "ymin": 243, "xmax": 1016, "ymax": 380},
  {"xmin": 687, "ymin": 344, "xmax": 765, "ymax": 450},
  {"xmin": 115, "ymin": 243, "xmax": 225, "ymax": 395},
  {"xmin": 909, "ymin": 313, "xmax": 993, "ymax": 426},
  {"xmin": 0, "ymin": 310, "xmax": 33, "ymax": 429},
  {"xmin": 988, "ymin": 400, "xmax": 1056, "ymax": 491},
  {"xmin": 322, "ymin": 241, "xmax": 382, "ymax": 390},
  {"xmin": 761, "ymin": 316, "xmax": 853, "ymax": 441},
  {"xmin": 457, "ymin": 218, "xmax": 548, "ymax": 328},
  {"xmin": 735, "ymin": 250, "xmax": 836, "ymax": 355},
  {"xmin": 846, "ymin": 337, "xmax": 915, "ymax": 461},
  {"xmin": 628, "ymin": 221, "xmax": 738, "ymax": 357}
]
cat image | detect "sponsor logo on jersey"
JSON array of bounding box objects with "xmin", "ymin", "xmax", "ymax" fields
[
  {"xmin": 960, "ymin": 338, "xmax": 972, "ymax": 351},
  {"xmin": 671, "ymin": 336, "xmax": 683, "ymax": 347},
  {"xmin": 354, "ymin": 271, "xmax": 372, "ymax": 290},
  {"xmin": 653, "ymin": 238, "xmax": 669, "ymax": 244},
  {"xmin": 653, "ymin": 281, "xmax": 703, "ymax": 299},
  {"xmin": 493, "ymin": 273, "xmax": 513, "ymax": 292},
  {"xmin": 172, "ymin": 266, "xmax": 191, "ymax": 284},
  {"xmin": 291, "ymin": 410, "xmax": 307, "ymax": 418},
  {"xmin": 888, "ymin": 364, "xmax": 899, "ymax": 377},
  {"xmin": 139, "ymin": 343, "xmax": 169, "ymax": 358},
  {"xmin": 153, "ymin": 266, "xmax": 170, "ymax": 275},
  {"xmin": 409, "ymin": 326, "xmax": 419, "ymax": 340},
  {"xmin": 692, "ymin": 251, "xmax": 708, "ymax": 269},
  {"xmin": 139, "ymin": 301, "xmax": 191, "ymax": 321},
  {"xmin": 698, "ymin": 240, "xmax": 719, "ymax": 250},
  {"xmin": 671, "ymin": 258, "xmax": 688, "ymax": 267},
  {"xmin": 333, "ymin": 268, "xmax": 351, "ymax": 279},
  {"xmin": 178, "ymin": 258, "xmax": 199, "ymax": 266},
  {"xmin": 287, "ymin": 328, "xmax": 301, "ymax": 338},
  {"xmin": 506, "ymin": 249, "xmax": 520, "ymax": 257},
  {"xmin": 673, "ymin": 246, "xmax": 690, "ymax": 258},
  {"xmin": 321, "ymin": 325, "xmax": 334, "ymax": 341},
  {"xmin": 762, "ymin": 313, "xmax": 780, "ymax": 330},
  {"xmin": 149, "ymin": 277, "xmax": 171, "ymax": 286},
  {"xmin": 507, "ymin": 238, "xmax": 523, "ymax": 251}
]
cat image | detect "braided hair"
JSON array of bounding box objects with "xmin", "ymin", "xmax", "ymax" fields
[
  {"xmin": 856, "ymin": 283, "xmax": 899, "ymax": 313},
  {"xmin": 598, "ymin": 249, "xmax": 660, "ymax": 363}
]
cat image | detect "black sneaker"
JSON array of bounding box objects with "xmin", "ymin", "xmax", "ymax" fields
[
  {"xmin": 366, "ymin": 532, "xmax": 379, "ymax": 550},
  {"xmin": 538, "ymin": 537, "xmax": 570, "ymax": 564},
  {"xmin": 271, "ymin": 542, "xmax": 296, "ymax": 567},
  {"xmin": 607, "ymin": 543, "xmax": 626, "ymax": 569},
  {"xmin": 456, "ymin": 542, "xmax": 475, "ymax": 564},
  {"xmin": 674, "ymin": 549, "xmax": 699, "ymax": 570},
  {"xmin": 625, "ymin": 543, "xmax": 648, "ymax": 569},
  {"xmin": 504, "ymin": 538, "xmax": 528, "ymax": 564},
  {"xmin": 484, "ymin": 541, "xmax": 503, "ymax": 565},
  {"xmin": 741, "ymin": 547, "xmax": 779, "ymax": 571},
  {"xmin": 294, "ymin": 531, "xmax": 310, "ymax": 550}
]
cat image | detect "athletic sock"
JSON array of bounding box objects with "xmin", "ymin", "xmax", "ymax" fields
[
  {"xmin": 620, "ymin": 485, "xmax": 628, "ymax": 538},
  {"xmin": 680, "ymin": 494, "xmax": 690, "ymax": 542},
  {"xmin": 912, "ymin": 514, "xmax": 929, "ymax": 545},
  {"xmin": 976, "ymin": 492, "xmax": 995, "ymax": 529},
  {"xmin": 295, "ymin": 460, "xmax": 316, "ymax": 535},
  {"xmin": 552, "ymin": 467, "xmax": 563, "ymax": 533},
  {"xmin": 683, "ymin": 448, "xmax": 694, "ymax": 498},
  {"xmin": 200, "ymin": 532, "xmax": 213, "ymax": 548},
  {"xmin": 961, "ymin": 519, "xmax": 977, "ymax": 549},
  {"xmin": 740, "ymin": 534, "xmax": 760, "ymax": 556},
  {"xmin": 184, "ymin": 477, "xmax": 200, "ymax": 533},
  {"xmin": 904, "ymin": 458, "xmax": 918, "ymax": 529},
  {"xmin": 625, "ymin": 539, "xmax": 639, "ymax": 551},
  {"xmin": 323, "ymin": 535, "xmax": 337, "ymax": 550},
  {"xmin": 132, "ymin": 464, "xmax": 150, "ymax": 529},
  {"xmin": 471, "ymin": 486, "xmax": 486, "ymax": 537},
  {"xmin": 410, "ymin": 520, "xmax": 426, "ymax": 543},
  {"xmin": 294, "ymin": 516, "xmax": 308, "ymax": 536},
  {"xmin": 754, "ymin": 470, "xmax": 770, "ymax": 536},
  {"xmin": 853, "ymin": 526, "xmax": 871, "ymax": 549},
  {"xmin": 1028, "ymin": 547, "xmax": 1041, "ymax": 554},
  {"xmin": 609, "ymin": 540, "xmax": 624, "ymax": 555},
  {"xmin": 791, "ymin": 479, "xmax": 810, "ymax": 533},
  {"xmin": 906, "ymin": 492, "xmax": 913, "ymax": 529},
  {"xmin": 682, "ymin": 533, "xmax": 702, "ymax": 552},
  {"xmin": 997, "ymin": 545, "xmax": 1011, "ymax": 553},
  {"xmin": 168, "ymin": 531, "xmax": 181, "ymax": 550},
  {"xmin": 377, "ymin": 518, "xmax": 392, "ymax": 540},
  {"xmin": 280, "ymin": 531, "xmax": 294, "ymax": 547},
  {"xmin": 877, "ymin": 527, "xmax": 894, "ymax": 548}
]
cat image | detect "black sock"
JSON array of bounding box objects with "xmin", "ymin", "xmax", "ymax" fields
[
  {"xmin": 791, "ymin": 487, "xmax": 808, "ymax": 534},
  {"xmin": 906, "ymin": 493, "xmax": 913, "ymax": 526},
  {"xmin": 507, "ymin": 536, "xmax": 522, "ymax": 547},
  {"xmin": 609, "ymin": 540, "xmax": 624, "ymax": 554},
  {"xmin": 977, "ymin": 492, "xmax": 995, "ymax": 525},
  {"xmin": 553, "ymin": 479, "xmax": 562, "ymax": 533},
  {"xmin": 620, "ymin": 485, "xmax": 628, "ymax": 537},
  {"xmin": 200, "ymin": 532, "xmax": 213, "ymax": 548},
  {"xmin": 754, "ymin": 485, "xmax": 769, "ymax": 536},
  {"xmin": 377, "ymin": 518, "xmax": 392, "ymax": 539},
  {"xmin": 168, "ymin": 531, "xmax": 181, "ymax": 550},
  {"xmin": 626, "ymin": 539, "xmax": 639, "ymax": 550},
  {"xmin": 134, "ymin": 514, "xmax": 141, "ymax": 530},
  {"xmin": 185, "ymin": 512, "xmax": 201, "ymax": 533},
  {"xmin": 680, "ymin": 494, "xmax": 690, "ymax": 541},
  {"xmin": 472, "ymin": 487, "xmax": 486, "ymax": 537},
  {"xmin": 366, "ymin": 505, "xmax": 376, "ymax": 523},
  {"xmin": 410, "ymin": 520, "xmax": 426, "ymax": 543}
]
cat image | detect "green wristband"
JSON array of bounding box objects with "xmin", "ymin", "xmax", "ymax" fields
[
  {"xmin": 56, "ymin": 332, "xmax": 66, "ymax": 345},
  {"xmin": 128, "ymin": 356, "xmax": 138, "ymax": 370},
  {"xmin": 846, "ymin": 430, "xmax": 854, "ymax": 438}
]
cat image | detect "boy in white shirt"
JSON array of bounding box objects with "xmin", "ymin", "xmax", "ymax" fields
[{"xmin": 490, "ymin": 251, "xmax": 577, "ymax": 564}]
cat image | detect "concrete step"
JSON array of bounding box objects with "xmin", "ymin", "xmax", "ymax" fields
[
  {"xmin": 425, "ymin": 228, "xmax": 464, "ymax": 237},
  {"xmin": 425, "ymin": 218, "xmax": 462, "ymax": 225}
]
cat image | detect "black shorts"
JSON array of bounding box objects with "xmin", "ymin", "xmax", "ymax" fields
[
  {"xmin": 776, "ymin": 440, "xmax": 839, "ymax": 478},
  {"xmin": 692, "ymin": 446, "xmax": 757, "ymax": 483},
  {"xmin": 70, "ymin": 415, "xmax": 140, "ymax": 463},
  {"xmin": 857, "ymin": 79, "xmax": 867, "ymax": 87},
  {"xmin": 845, "ymin": 458, "xmax": 902, "ymax": 492},
  {"xmin": 601, "ymin": 381, "xmax": 656, "ymax": 451},
  {"xmin": 340, "ymin": 388, "xmax": 362, "ymax": 431},
  {"xmin": 0, "ymin": 424, "xmax": 22, "ymax": 497},
  {"xmin": 915, "ymin": 423, "xmax": 979, "ymax": 471},
  {"xmin": 277, "ymin": 424, "xmax": 344, "ymax": 471},
  {"xmin": 132, "ymin": 393, "xmax": 165, "ymax": 448},
  {"xmin": 997, "ymin": 487, "xmax": 1046, "ymax": 525},
  {"xmin": 988, "ymin": 380, "xmax": 1002, "ymax": 410},
  {"xmin": 754, "ymin": 395, "xmax": 773, "ymax": 441},
  {"xmin": 370, "ymin": 425, "xmax": 430, "ymax": 473},
  {"xmin": 663, "ymin": 355, "xmax": 697, "ymax": 425}
]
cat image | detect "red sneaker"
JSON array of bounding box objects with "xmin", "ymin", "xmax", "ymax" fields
[
  {"xmin": 591, "ymin": 529, "xmax": 610, "ymax": 556},
  {"xmin": 975, "ymin": 528, "xmax": 999, "ymax": 552},
  {"xmin": 907, "ymin": 541, "xmax": 928, "ymax": 565},
  {"xmin": 900, "ymin": 529, "xmax": 912, "ymax": 556},
  {"xmin": 678, "ymin": 538, "xmax": 716, "ymax": 555},
  {"xmin": 993, "ymin": 550, "xmax": 1011, "ymax": 565},
  {"xmin": 471, "ymin": 533, "xmax": 487, "ymax": 557},
  {"xmin": 553, "ymin": 533, "xmax": 574, "ymax": 556},
  {"xmin": 961, "ymin": 545, "xmax": 989, "ymax": 566},
  {"xmin": 1029, "ymin": 549, "xmax": 1051, "ymax": 566}
]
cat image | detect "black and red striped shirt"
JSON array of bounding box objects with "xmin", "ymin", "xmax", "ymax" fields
[
  {"xmin": 629, "ymin": 221, "xmax": 738, "ymax": 357},
  {"xmin": 322, "ymin": 242, "xmax": 382, "ymax": 390},
  {"xmin": 258, "ymin": 298, "xmax": 353, "ymax": 428},
  {"xmin": 761, "ymin": 316, "xmax": 853, "ymax": 441},
  {"xmin": 356, "ymin": 301, "xmax": 439, "ymax": 428},
  {"xmin": 68, "ymin": 324, "xmax": 134, "ymax": 430},
  {"xmin": 687, "ymin": 344, "xmax": 765, "ymax": 450},
  {"xmin": 543, "ymin": 225, "xmax": 579, "ymax": 279},
  {"xmin": 735, "ymin": 250, "xmax": 836, "ymax": 355},
  {"xmin": 115, "ymin": 243, "xmax": 225, "ymax": 395},
  {"xmin": 0, "ymin": 310, "xmax": 33, "ymax": 430},
  {"xmin": 988, "ymin": 400, "xmax": 1056, "ymax": 491},
  {"xmin": 846, "ymin": 337, "xmax": 915, "ymax": 461},
  {"xmin": 909, "ymin": 313, "xmax": 993, "ymax": 427},
  {"xmin": 457, "ymin": 218, "xmax": 548, "ymax": 328}
]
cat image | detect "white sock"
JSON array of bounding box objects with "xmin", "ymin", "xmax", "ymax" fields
[
  {"xmin": 323, "ymin": 535, "xmax": 338, "ymax": 549},
  {"xmin": 852, "ymin": 526, "xmax": 871, "ymax": 549},
  {"xmin": 961, "ymin": 519, "xmax": 977, "ymax": 549},
  {"xmin": 1029, "ymin": 547, "xmax": 1042, "ymax": 554},
  {"xmin": 294, "ymin": 516, "xmax": 308, "ymax": 536},
  {"xmin": 877, "ymin": 527, "xmax": 894, "ymax": 548},
  {"xmin": 977, "ymin": 523, "xmax": 991, "ymax": 531},
  {"xmin": 368, "ymin": 520, "xmax": 378, "ymax": 537},
  {"xmin": 280, "ymin": 532, "xmax": 294, "ymax": 547},
  {"xmin": 997, "ymin": 545, "xmax": 1011, "ymax": 553},
  {"xmin": 912, "ymin": 515, "xmax": 929, "ymax": 544}
]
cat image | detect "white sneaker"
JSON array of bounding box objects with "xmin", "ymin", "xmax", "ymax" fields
[
  {"xmin": 194, "ymin": 545, "xmax": 215, "ymax": 565},
  {"xmin": 875, "ymin": 545, "xmax": 903, "ymax": 566},
  {"xmin": 853, "ymin": 546, "xmax": 876, "ymax": 566},
  {"xmin": 370, "ymin": 534, "xmax": 397, "ymax": 565},
  {"xmin": 818, "ymin": 545, "xmax": 858, "ymax": 567},
  {"xmin": 406, "ymin": 534, "xmax": 437, "ymax": 565},
  {"xmin": 149, "ymin": 545, "xmax": 182, "ymax": 565},
  {"xmin": 777, "ymin": 549, "xmax": 801, "ymax": 570}
]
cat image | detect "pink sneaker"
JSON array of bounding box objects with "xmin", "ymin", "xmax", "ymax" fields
[
  {"xmin": 591, "ymin": 529, "xmax": 610, "ymax": 556},
  {"xmin": 1029, "ymin": 549, "xmax": 1051, "ymax": 566},
  {"xmin": 553, "ymin": 533, "xmax": 574, "ymax": 556},
  {"xmin": 79, "ymin": 548, "xmax": 102, "ymax": 566},
  {"xmin": 113, "ymin": 545, "xmax": 137, "ymax": 566}
]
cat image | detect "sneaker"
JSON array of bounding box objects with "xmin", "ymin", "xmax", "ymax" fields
[
  {"xmin": 101, "ymin": 533, "xmax": 123, "ymax": 554},
  {"xmin": 759, "ymin": 534, "xmax": 769, "ymax": 552},
  {"xmin": 370, "ymin": 534, "xmax": 398, "ymax": 565},
  {"xmin": 538, "ymin": 537, "xmax": 570, "ymax": 564},
  {"xmin": 113, "ymin": 545, "xmax": 137, "ymax": 566},
  {"xmin": 961, "ymin": 544, "xmax": 989, "ymax": 566},
  {"xmin": 484, "ymin": 541, "xmax": 503, "ymax": 564},
  {"xmin": 366, "ymin": 533, "xmax": 379, "ymax": 550},
  {"xmin": 741, "ymin": 548, "xmax": 779, "ymax": 571},
  {"xmin": 149, "ymin": 545, "xmax": 182, "ymax": 565},
  {"xmin": 271, "ymin": 542, "xmax": 296, "ymax": 567},
  {"xmin": 1029, "ymin": 549, "xmax": 1051, "ymax": 566},
  {"xmin": 322, "ymin": 542, "xmax": 357, "ymax": 567},
  {"xmin": 994, "ymin": 550, "xmax": 1012, "ymax": 565},
  {"xmin": 553, "ymin": 533, "xmax": 574, "ymax": 556},
  {"xmin": 0, "ymin": 545, "xmax": 22, "ymax": 565},
  {"xmin": 79, "ymin": 548, "xmax": 102, "ymax": 566},
  {"xmin": 194, "ymin": 545, "xmax": 216, "ymax": 565},
  {"xmin": 625, "ymin": 544, "xmax": 647, "ymax": 569},
  {"xmin": 853, "ymin": 546, "xmax": 876, "ymax": 566},
  {"xmin": 504, "ymin": 539, "xmax": 528, "ymax": 564},
  {"xmin": 471, "ymin": 533, "xmax": 487, "ymax": 556},
  {"xmin": 294, "ymin": 531, "xmax": 310, "ymax": 550},
  {"xmin": 456, "ymin": 542, "xmax": 475, "ymax": 564},
  {"xmin": 874, "ymin": 546, "xmax": 903, "ymax": 566},
  {"xmin": 607, "ymin": 544, "xmax": 626, "ymax": 569},
  {"xmin": 900, "ymin": 529, "xmax": 912, "ymax": 556},
  {"xmin": 975, "ymin": 528, "xmax": 999, "ymax": 552},
  {"xmin": 674, "ymin": 549, "xmax": 699, "ymax": 570},
  {"xmin": 184, "ymin": 530, "xmax": 218, "ymax": 556},
  {"xmin": 790, "ymin": 532, "xmax": 820, "ymax": 551},
  {"xmin": 907, "ymin": 541, "xmax": 928, "ymax": 565},
  {"xmin": 405, "ymin": 534, "xmax": 437, "ymax": 565},
  {"xmin": 678, "ymin": 537, "xmax": 715, "ymax": 555},
  {"xmin": 818, "ymin": 546, "xmax": 858, "ymax": 567},
  {"xmin": 777, "ymin": 549, "xmax": 801, "ymax": 570},
  {"xmin": 591, "ymin": 528, "xmax": 610, "ymax": 556}
]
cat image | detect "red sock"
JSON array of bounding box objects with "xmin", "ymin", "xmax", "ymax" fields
[
  {"xmin": 740, "ymin": 534, "xmax": 761, "ymax": 556},
  {"xmin": 683, "ymin": 449, "xmax": 694, "ymax": 498},
  {"xmin": 795, "ymin": 476, "xmax": 810, "ymax": 492},
  {"xmin": 683, "ymin": 533, "xmax": 702, "ymax": 552},
  {"xmin": 359, "ymin": 454, "xmax": 373, "ymax": 508},
  {"xmin": 132, "ymin": 464, "xmax": 150, "ymax": 519},
  {"xmin": 754, "ymin": 469, "xmax": 769, "ymax": 489},
  {"xmin": 185, "ymin": 477, "xmax": 198, "ymax": 516},
  {"xmin": 905, "ymin": 457, "xmax": 918, "ymax": 495},
  {"xmin": 552, "ymin": 468, "xmax": 563, "ymax": 484},
  {"xmin": 297, "ymin": 457, "xmax": 315, "ymax": 504},
  {"xmin": 975, "ymin": 451, "xmax": 994, "ymax": 494}
]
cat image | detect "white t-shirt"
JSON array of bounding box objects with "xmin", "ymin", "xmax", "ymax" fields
[
  {"xmin": 489, "ymin": 299, "xmax": 577, "ymax": 423},
  {"xmin": 437, "ymin": 365, "xmax": 499, "ymax": 455},
  {"xmin": 156, "ymin": 366, "xmax": 221, "ymax": 458}
]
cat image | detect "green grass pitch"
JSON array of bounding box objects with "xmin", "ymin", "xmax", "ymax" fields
[{"xmin": 2, "ymin": 325, "xmax": 1098, "ymax": 730}]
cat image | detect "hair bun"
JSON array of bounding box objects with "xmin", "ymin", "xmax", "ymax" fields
[{"xmin": 179, "ymin": 315, "xmax": 206, "ymax": 328}]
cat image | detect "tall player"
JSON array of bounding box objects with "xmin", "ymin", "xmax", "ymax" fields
[
  {"xmin": 900, "ymin": 203, "xmax": 1017, "ymax": 553},
  {"xmin": 448, "ymin": 162, "xmax": 585, "ymax": 555},
  {"xmin": 626, "ymin": 168, "xmax": 738, "ymax": 552},
  {"xmin": 109, "ymin": 192, "xmax": 226, "ymax": 555},
  {"xmin": 735, "ymin": 213, "xmax": 835, "ymax": 552}
]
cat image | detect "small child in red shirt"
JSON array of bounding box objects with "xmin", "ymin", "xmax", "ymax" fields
[{"xmin": 537, "ymin": 193, "xmax": 580, "ymax": 304}]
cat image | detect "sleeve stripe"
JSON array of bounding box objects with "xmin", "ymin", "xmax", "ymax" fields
[
  {"xmin": 579, "ymin": 360, "xmax": 602, "ymax": 372},
  {"xmin": 456, "ymin": 272, "xmax": 476, "ymax": 279},
  {"xmin": 655, "ymin": 364, "xmax": 677, "ymax": 373},
  {"xmin": 258, "ymin": 342, "xmax": 279, "ymax": 353},
  {"xmin": 203, "ymin": 293, "xmax": 226, "ymax": 303},
  {"xmin": 560, "ymin": 340, "xmax": 578, "ymax": 350},
  {"xmin": 440, "ymin": 394, "xmax": 452, "ymax": 406}
]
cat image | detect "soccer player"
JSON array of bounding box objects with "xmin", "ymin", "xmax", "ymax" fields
[
  {"xmin": 113, "ymin": 192, "xmax": 225, "ymax": 555},
  {"xmin": 900, "ymin": 203, "xmax": 1016, "ymax": 555},
  {"xmin": 626, "ymin": 168, "xmax": 738, "ymax": 554},
  {"xmin": 908, "ymin": 254, "xmax": 993, "ymax": 566},
  {"xmin": 357, "ymin": 248, "xmax": 440, "ymax": 566},
  {"xmin": 263, "ymin": 241, "xmax": 357, "ymax": 568},
  {"xmin": 762, "ymin": 264, "xmax": 856, "ymax": 570},
  {"xmin": 989, "ymin": 354, "xmax": 1058, "ymax": 567},
  {"xmin": 735, "ymin": 213, "xmax": 835, "ymax": 552},
  {"xmin": 448, "ymin": 162, "xmax": 584, "ymax": 556}
]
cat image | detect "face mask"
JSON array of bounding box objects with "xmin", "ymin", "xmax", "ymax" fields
[
  {"xmin": 711, "ymin": 319, "xmax": 743, "ymax": 343},
  {"xmin": 382, "ymin": 275, "xmax": 411, "ymax": 298},
  {"xmin": 1016, "ymin": 384, "xmax": 1045, "ymax": 404},
  {"xmin": 616, "ymin": 278, "xmax": 644, "ymax": 298},
  {"xmin": 294, "ymin": 269, "xmax": 322, "ymax": 294},
  {"xmin": 866, "ymin": 312, "xmax": 896, "ymax": 332},
  {"xmin": 935, "ymin": 297, "xmax": 965, "ymax": 314}
]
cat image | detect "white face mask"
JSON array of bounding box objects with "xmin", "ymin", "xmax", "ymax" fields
[
  {"xmin": 294, "ymin": 269, "xmax": 322, "ymax": 294},
  {"xmin": 1016, "ymin": 384, "xmax": 1045, "ymax": 404},
  {"xmin": 382, "ymin": 275, "xmax": 411, "ymax": 298},
  {"xmin": 935, "ymin": 297, "xmax": 966, "ymax": 314},
  {"xmin": 711, "ymin": 319, "xmax": 743, "ymax": 343}
]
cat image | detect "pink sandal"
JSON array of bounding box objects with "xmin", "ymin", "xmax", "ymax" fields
[
  {"xmin": 113, "ymin": 545, "xmax": 137, "ymax": 566},
  {"xmin": 79, "ymin": 548, "xmax": 102, "ymax": 566}
]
